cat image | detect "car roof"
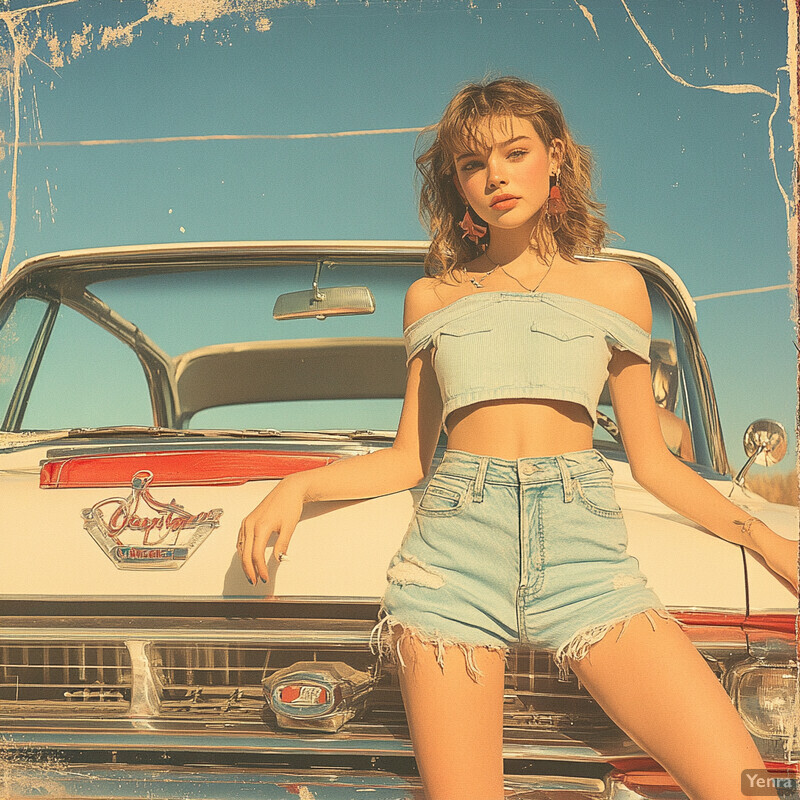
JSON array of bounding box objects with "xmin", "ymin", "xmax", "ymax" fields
[{"xmin": 3, "ymin": 240, "xmax": 697, "ymax": 322}]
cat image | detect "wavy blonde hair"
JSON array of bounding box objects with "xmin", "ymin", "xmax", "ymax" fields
[{"xmin": 416, "ymin": 76, "xmax": 614, "ymax": 280}]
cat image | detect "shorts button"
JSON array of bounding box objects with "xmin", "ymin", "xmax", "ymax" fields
[{"xmin": 521, "ymin": 462, "xmax": 537, "ymax": 475}]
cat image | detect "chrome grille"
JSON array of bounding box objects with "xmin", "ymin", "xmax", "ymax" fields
[
  {"xmin": 0, "ymin": 640, "xmax": 131, "ymax": 715},
  {"xmin": 152, "ymin": 642, "xmax": 378, "ymax": 720},
  {"xmin": 151, "ymin": 641, "xmax": 605, "ymax": 731}
]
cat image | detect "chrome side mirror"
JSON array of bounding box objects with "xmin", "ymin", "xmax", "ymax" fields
[{"xmin": 732, "ymin": 419, "xmax": 787, "ymax": 488}]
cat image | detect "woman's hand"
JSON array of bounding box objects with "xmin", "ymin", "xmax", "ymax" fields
[
  {"xmin": 238, "ymin": 477, "xmax": 306, "ymax": 585},
  {"xmin": 747, "ymin": 520, "xmax": 799, "ymax": 595}
]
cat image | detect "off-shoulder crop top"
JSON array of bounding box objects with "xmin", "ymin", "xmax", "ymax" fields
[{"xmin": 403, "ymin": 290, "xmax": 651, "ymax": 435}]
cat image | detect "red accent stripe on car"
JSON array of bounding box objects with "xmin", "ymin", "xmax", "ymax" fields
[
  {"xmin": 743, "ymin": 613, "xmax": 798, "ymax": 635},
  {"xmin": 40, "ymin": 450, "xmax": 342, "ymax": 488}
]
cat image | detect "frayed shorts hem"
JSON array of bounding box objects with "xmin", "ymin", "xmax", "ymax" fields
[
  {"xmin": 552, "ymin": 605, "xmax": 688, "ymax": 681},
  {"xmin": 369, "ymin": 609, "xmax": 511, "ymax": 685},
  {"xmin": 370, "ymin": 605, "xmax": 688, "ymax": 684}
]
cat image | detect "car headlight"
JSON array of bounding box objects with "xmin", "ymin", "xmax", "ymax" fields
[{"xmin": 727, "ymin": 661, "xmax": 798, "ymax": 760}]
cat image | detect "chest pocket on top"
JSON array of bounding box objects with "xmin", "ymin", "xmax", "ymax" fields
[
  {"xmin": 529, "ymin": 316, "xmax": 595, "ymax": 341},
  {"xmin": 432, "ymin": 323, "xmax": 492, "ymax": 365}
]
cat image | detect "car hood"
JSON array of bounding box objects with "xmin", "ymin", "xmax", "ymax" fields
[{"xmin": 1, "ymin": 439, "xmax": 796, "ymax": 613}]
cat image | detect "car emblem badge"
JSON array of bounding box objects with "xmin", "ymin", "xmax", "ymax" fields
[{"xmin": 81, "ymin": 470, "xmax": 223, "ymax": 569}]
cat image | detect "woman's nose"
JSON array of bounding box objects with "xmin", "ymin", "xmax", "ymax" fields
[{"xmin": 486, "ymin": 161, "xmax": 507, "ymax": 188}]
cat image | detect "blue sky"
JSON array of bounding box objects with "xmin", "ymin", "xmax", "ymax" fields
[{"xmin": 0, "ymin": 0, "xmax": 794, "ymax": 477}]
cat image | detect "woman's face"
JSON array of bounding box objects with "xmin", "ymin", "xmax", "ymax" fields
[{"xmin": 452, "ymin": 115, "xmax": 560, "ymax": 230}]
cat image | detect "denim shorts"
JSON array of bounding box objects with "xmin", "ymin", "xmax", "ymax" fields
[{"xmin": 370, "ymin": 447, "xmax": 687, "ymax": 683}]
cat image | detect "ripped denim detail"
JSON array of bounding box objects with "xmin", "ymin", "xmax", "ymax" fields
[
  {"xmin": 612, "ymin": 573, "xmax": 646, "ymax": 590},
  {"xmin": 386, "ymin": 553, "xmax": 445, "ymax": 589},
  {"xmin": 369, "ymin": 610, "xmax": 510, "ymax": 685},
  {"xmin": 553, "ymin": 606, "xmax": 689, "ymax": 682}
]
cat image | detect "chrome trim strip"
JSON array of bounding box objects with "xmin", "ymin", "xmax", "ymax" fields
[
  {"xmin": 0, "ymin": 628, "xmax": 374, "ymax": 643},
  {"xmin": 0, "ymin": 623, "xmax": 754, "ymax": 647},
  {"xmin": 0, "ymin": 728, "xmax": 649, "ymax": 761},
  {"xmin": 0, "ymin": 595, "xmax": 385, "ymax": 603}
]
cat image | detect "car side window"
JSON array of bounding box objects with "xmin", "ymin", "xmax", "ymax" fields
[
  {"xmin": 21, "ymin": 304, "xmax": 153, "ymax": 430},
  {"xmin": 0, "ymin": 297, "xmax": 51, "ymax": 426}
]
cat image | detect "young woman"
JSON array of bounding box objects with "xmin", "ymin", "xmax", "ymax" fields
[{"xmin": 239, "ymin": 77, "xmax": 798, "ymax": 800}]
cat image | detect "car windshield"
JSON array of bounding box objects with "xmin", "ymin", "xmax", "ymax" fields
[{"xmin": 0, "ymin": 257, "xmax": 715, "ymax": 467}]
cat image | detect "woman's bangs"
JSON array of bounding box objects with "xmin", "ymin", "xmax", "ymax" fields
[{"xmin": 441, "ymin": 108, "xmax": 509, "ymax": 166}]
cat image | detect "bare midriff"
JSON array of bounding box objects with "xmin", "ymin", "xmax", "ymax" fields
[{"xmin": 444, "ymin": 398, "xmax": 595, "ymax": 460}]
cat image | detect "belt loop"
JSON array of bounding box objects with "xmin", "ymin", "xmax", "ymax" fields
[
  {"xmin": 555, "ymin": 454, "xmax": 574, "ymax": 502},
  {"xmin": 471, "ymin": 456, "xmax": 488, "ymax": 503},
  {"xmin": 595, "ymin": 450, "xmax": 614, "ymax": 474}
]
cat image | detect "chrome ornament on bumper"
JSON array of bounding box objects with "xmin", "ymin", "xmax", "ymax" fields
[
  {"xmin": 81, "ymin": 470, "xmax": 223, "ymax": 569},
  {"xmin": 263, "ymin": 661, "xmax": 375, "ymax": 732}
]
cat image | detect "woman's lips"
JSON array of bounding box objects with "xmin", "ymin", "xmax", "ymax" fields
[{"xmin": 491, "ymin": 197, "xmax": 519, "ymax": 210}]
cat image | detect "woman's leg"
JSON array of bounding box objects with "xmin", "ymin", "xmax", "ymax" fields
[
  {"xmin": 564, "ymin": 610, "xmax": 780, "ymax": 800},
  {"xmin": 392, "ymin": 624, "xmax": 508, "ymax": 800}
]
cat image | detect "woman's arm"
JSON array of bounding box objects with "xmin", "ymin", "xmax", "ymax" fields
[
  {"xmin": 607, "ymin": 265, "xmax": 798, "ymax": 594},
  {"xmin": 238, "ymin": 278, "xmax": 445, "ymax": 584}
]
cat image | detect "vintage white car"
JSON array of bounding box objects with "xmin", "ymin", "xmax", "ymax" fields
[{"xmin": 0, "ymin": 241, "xmax": 796, "ymax": 799}]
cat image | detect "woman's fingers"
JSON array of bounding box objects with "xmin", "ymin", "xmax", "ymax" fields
[
  {"xmin": 238, "ymin": 517, "xmax": 258, "ymax": 585},
  {"xmin": 252, "ymin": 522, "xmax": 285, "ymax": 580},
  {"xmin": 271, "ymin": 527, "xmax": 294, "ymax": 565},
  {"xmin": 238, "ymin": 481, "xmax": 305, "ymax": 584},
  {"xmin": 238, "ymin": 514, "xmax": 295, "ymax": 584}
]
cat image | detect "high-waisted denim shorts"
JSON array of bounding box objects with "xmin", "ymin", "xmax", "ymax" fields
[{"xmin": 370, "ymin": 447, "xmax": 686, "ymax": 683}]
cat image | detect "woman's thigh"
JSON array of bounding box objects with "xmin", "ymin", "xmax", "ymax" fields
[
  {"xmin": 565, "ymin": 611, "xmax": 778, "ymax": 800},
  {"xmin": 392, "ymin": 624, "xmax": 508, "ymax": 800}
]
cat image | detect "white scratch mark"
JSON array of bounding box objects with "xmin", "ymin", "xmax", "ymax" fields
[
  {"xmin": 24, "ymin": 46, "xmax": 62, "ymax": 78},
  {"xmin": 44, "ymin": 178, "xmax": 54, "ymax": 223},
  {"xmin": 70, "ymin": 22, "xmax": 92, "ymax": 58},
  {"xmin": 617, "ymin": 0, "xmax": 775, "ymax": 98},
  {"xmin": 30, "ymin": 81, "xmax": 41, "ymax": 140},
  {"xmin": 787, "ymin": 0, "xmax": 798, "ymax": 331},
  {"xmin": 5, "ymin": 0, "xmax": 81, "ymax": 19},
  {"xmin": 0, "ymin": 19, "xmax": 22, "ymax": 286},
  {"xmin": 1, "ymin": 126, "xmax": 427, "ymax": 150},
  {"xmin": 571, "ymin": 0, "xmax": 598, "ymax": 40},
  {"xmin": 100, "ymin": 12, "xmax": 155, "ymax": 49},
  {"xmin": 693, "ymin": 284, "xmax": 792, "ymax": 302},
  {"xmin": 766, "ymin": 74, "xmax": 790, "ymax": 229}
]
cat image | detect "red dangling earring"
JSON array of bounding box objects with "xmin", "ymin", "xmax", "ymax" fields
[
  {"xmin": 546, "ymin": 170, "xmax": 567, "ymax": 216},
  {"xmin": 458, "ymin": 206, "xmax": 488, "ymax": 245}
]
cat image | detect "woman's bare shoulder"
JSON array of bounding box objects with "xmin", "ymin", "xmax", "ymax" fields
[
  {"xmin": 403, "ymin": 273, "xmax": 463, "ymax": 330},
  {"xmin": 588, "ymin": 259, "xmax": 652, "ymax": 333}
]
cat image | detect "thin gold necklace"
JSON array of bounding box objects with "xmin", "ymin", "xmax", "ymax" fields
[{"xmin": 463, "ymin": 249, "xmax": 557, "ymax": 293}]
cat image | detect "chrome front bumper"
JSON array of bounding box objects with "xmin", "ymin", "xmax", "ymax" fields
[{"xmin": 0, "ymin": 762, "xmax": 689, "ymax": 800}]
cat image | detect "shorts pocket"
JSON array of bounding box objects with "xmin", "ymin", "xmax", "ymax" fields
[
  {"xmin": 417, "ymin": 472, "xmax": 473, "ymax": 517},
  {"xmin": 574, "ymin": 471, "xmax": 623, "ymax": 517}
]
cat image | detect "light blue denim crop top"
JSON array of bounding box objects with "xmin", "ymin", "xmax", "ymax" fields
[{"xmin": 403, "ymin": 291, "xmax": 651, "ymax": 435}]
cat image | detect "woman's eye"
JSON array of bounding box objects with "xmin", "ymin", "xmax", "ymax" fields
[
  {"xmin": 461, "ymin": 161, "xmax": 482, "ymax": 172},
  {"xmin": 508, "ymin": 149, "xmax": 528, "ymax": 159}
]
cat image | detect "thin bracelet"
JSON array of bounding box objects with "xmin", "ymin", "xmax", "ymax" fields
[{"xmin": 733, "ymin": 515, "xmax": 762, "ymax": 539}]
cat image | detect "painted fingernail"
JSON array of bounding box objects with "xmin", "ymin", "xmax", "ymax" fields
[{"xmin": 260, "ymin": 576, "xmax": 267, "ymax": 583}]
